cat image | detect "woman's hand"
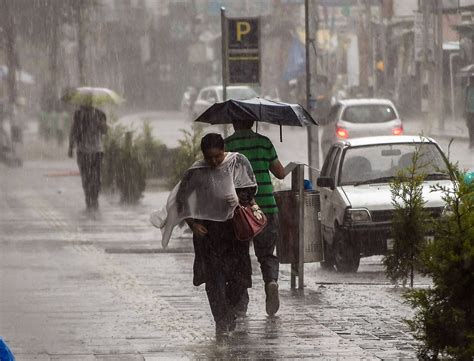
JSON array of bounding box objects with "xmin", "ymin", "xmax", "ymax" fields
[
  {"xmin": 185, "ymin": 218, "xmax": 208, "ymax": 237},
  {"xmin": 192, "ymin": 223, "xmax": 208, "ymax": 236},
  {"xmin": 251, "ymin": 204, "xmax": 264, "ymax": 220}
]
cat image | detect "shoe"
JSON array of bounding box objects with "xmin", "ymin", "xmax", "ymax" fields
[
  {"xmin": 228, "ymin": 316, "xmax": 237, "ymax": 332},
  {"xmin": 265, "ymin": 280, "xmax": 280, "ymax": 316},
  {"xmin": 215, "ymin": 313, "xmax": 236, "ymax": 336},
  {"xmin": 215, "ymin": 321, "xmax": 229, "ymax": 337},
  {"xmin": 233, "ymin": 295, "xmax": 248, "ymax": 318}
]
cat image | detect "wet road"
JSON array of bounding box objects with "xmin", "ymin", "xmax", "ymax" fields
[
  {"xmin": 2, "ymin": 158, "xmax": 425, "ymax": 360},
  {"xmin": 1, "ymin": 112, "xmax": 471, "ymax": 360}
]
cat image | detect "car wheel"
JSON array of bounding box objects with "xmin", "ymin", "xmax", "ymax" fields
[
  {"xmin": 320, "ymin": 239, "xmax": 335, "ymax": 271},
  {"xmin": 333, "ymin": 228, "xmax": 360, "ymax": 273}
]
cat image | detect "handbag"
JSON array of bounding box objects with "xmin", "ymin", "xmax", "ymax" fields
[{"xmin": 232, "ymin": 204, "xmax": 268, "ymax": 242}]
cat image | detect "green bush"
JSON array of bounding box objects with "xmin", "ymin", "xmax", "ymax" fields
[
  {"xmin": 167, "ymin": 124, "xmax": 204, "ymax": 188},
  {"xmin": 103, "ymin": 126, "xmax": 146, "ymax": 204},
  {"xmin": 102, "ymin": 124, "xmax": 126, "ymax": 190},
  {"xmin": 384, "ymin": 146, "xmax": 429, "ymax": 287},
  {"xmin": 404, "ymin": 163, "xmax": 474, "ymax": 360},
  {"xmin": 104, "ymin": 122, "xmax": 204, "ymax": 197},
  {"xmin": 135, "ymin": 122, "xmax": 174, "ymax": 178},
  {"xmin": 115, "ymin": 132, "xmax": 146, "ymax": 204}
]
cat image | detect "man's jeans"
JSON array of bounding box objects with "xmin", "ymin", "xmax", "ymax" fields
[
  {"xmin": 236, "ymin": 213, "xmax": 280, "ymax": 311},
  {"xmin": 254, "ymin": 213, "xmax": 280, "ymax": 283}
]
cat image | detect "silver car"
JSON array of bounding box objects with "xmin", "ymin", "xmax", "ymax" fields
[
  {"xmin": 321, "ymin": 98, "xmax": 403, "ymax": 157},
  {"xmin": 316, "ymin": 135, "xmax": 452, "ymax": 272},
  {"xmin": 191, "ymin": 85, "xmax": 258, "ymax": 119}
]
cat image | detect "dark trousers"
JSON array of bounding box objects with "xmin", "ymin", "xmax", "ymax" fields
[
  {"xmin": 254, "ymin": 213, "xmax": 280, "ymax": 283},
  {"xmin": 77, "ymin": 152, "xmax": 103, "ymax": 209},
  {"xmin": 193, "ymin": 220, "xmax": 251, "ymax": 325},
  {"xmin": 205, "ymin": 270, "xmax": 247, "ymax": 326},
  {"xmin": 238, "ymin": 213, "xmax": 280, "ymax": 309}
]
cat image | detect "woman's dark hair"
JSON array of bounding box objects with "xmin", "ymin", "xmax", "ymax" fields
[{"xmin": 200, "ymin": 133, "xmax": 224, "ymax": 152}]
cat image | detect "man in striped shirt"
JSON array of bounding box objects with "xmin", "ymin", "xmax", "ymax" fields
[{"xmin": 225, "ymin": 118, "xmax": 287, "ymax": 316}]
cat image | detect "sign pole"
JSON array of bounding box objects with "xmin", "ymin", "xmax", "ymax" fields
[
  {"xmin": 306, "ymin": 0, "xmax": 320, "ymax": 180},
  {"xmin": 221, "ymin": 7, "xmax": 228, "ymax": 136}
]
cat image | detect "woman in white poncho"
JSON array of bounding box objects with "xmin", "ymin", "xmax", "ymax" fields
[{"xmin": 161, "ymin": 133, "xmax": 259, "ymax": 337}]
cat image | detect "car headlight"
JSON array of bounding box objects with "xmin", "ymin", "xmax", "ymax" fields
[{"xmin": 345, "ymin": 208, "xmax": 371, "ymax": 223}]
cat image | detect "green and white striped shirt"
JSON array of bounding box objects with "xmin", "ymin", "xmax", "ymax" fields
[{"xmin": 225, "ymin": 129, "xmax": 279, "ymax": 214}]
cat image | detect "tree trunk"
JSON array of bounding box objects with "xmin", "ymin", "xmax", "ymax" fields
[
  {"xmin": 49, "ymin": 5, "xmax": 59, "ymax": 105},
  {"xmin": 76, "ymin": 0, "xmax": 86, "ymax": 85},
  {"xmin": 1, "ymin": 0, "xmax": 18, "ymax": 107}
]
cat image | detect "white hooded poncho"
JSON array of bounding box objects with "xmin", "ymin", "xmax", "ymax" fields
[{"xmin": 152, "ymin": 152, "xmax": 257, "ymax": 248}]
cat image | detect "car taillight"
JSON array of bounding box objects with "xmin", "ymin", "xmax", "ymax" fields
[
  {"xmin": 392, "ymin": 126, "xmax": 403, "ymax": 135},
  {"xmin": 336, "ymin": 126, "xmax": 348, "ymax": 139}
]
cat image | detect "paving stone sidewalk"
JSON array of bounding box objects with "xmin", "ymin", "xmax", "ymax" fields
[{"xmin": 0, "ymin": 160, "xmax": 426, "ymax": 360}]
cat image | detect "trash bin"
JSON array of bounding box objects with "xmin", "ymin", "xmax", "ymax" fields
[{"xmin": 274, "ymin": 190, "xmax": 323, "ymax": 264}]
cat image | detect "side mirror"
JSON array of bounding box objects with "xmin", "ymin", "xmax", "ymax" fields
[
  {"xmin": 317, "ymin": 177, "xmax": 335, "ymax": 189},
  {"xmin": 208, "ymin": 97, "xmax": 217, "ymax": 103}
]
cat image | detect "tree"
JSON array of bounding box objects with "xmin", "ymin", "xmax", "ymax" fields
[
  {"xmin": 10, "ymin": 0, "xmax": 96, "ymax": 95},
  {"xmin": 404, "ymin": 162, "xmax": 474, "ymax": 360},
  {"xmin": 384, "ymin": 146, "xmax": 429, "ymax": 287},
  {"xmin": 168, "ymin": 124, "xmax": 204, "ymax": 188}
]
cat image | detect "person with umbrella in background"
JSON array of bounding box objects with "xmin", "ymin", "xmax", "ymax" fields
[
  {"xmin": 68, "ymin": 98, "xmax": 108, "ymax": 211},
  {"xmin": 225, "ymin": 118, "xmax": 287, "ymax": 317}
]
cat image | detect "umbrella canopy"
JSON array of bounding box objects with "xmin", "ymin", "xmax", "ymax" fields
[
  {"xmin": 62, "ymin": 87, "xmax": 124, "ymax": 106},
  {"xmin": 195, "ymin": 97, "xmax": 318, "ymax": 127}
]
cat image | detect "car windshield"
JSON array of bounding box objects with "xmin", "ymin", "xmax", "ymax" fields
[
  {"xmin": 339, "ymin": 142, "xmax": 449, "ymax": 186},
  {"xmin": 218, "ymin": 87, "xmax": 257, "ymax": 100},
  {"xmin": 341, "ymin": 104, "xmax": 397, "ymax": 123}
]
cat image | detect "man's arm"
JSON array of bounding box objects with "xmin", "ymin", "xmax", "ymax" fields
[{"xmin": 269, "ymin": 159, "xmax": 286, "ymax": 179}]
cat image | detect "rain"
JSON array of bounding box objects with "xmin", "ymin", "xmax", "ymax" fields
[{"xmin": 1, "ymin": 0, "xmax": 473, "ymax": 360}]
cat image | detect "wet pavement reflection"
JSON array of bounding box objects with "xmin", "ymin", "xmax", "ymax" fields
[{"xmin": 0, "ymin": 160, "xmax": 421, "ymax": 360}]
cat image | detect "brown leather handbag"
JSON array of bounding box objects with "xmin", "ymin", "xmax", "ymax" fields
[{"xmin": 232, "ymin": 204, "xmax": 268, "ymax": 242}]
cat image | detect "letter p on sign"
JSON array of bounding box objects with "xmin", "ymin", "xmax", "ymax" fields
[{"xmin": 236, "ymin": 21, "xmax": 251, "ymax": 42}]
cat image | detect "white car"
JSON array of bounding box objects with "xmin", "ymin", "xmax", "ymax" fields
[
  {"xmin": 321, "ymin": 98, "xmax": 403, "ymax": 157},
  {"xmin": 316, "ymin": 135, "xmax": 452, "ymax": 272},
  {"xmin": 191, "ymin": 85, "xmax": 258, "ymax": 119}
]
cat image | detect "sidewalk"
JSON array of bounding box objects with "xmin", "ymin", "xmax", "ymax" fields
[{"xmin": 0, "ymin": 158, "xmax": 426, "ymax": 360}]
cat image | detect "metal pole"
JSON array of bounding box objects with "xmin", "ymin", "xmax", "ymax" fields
[
  {"xmin": 305, "ymin": 0, "xmax": 313, "ymax": 170},
  {"xmin": 305, "ymin": 0, "xmax": 311, "ymax": 111},
  {"xmin": 221, "ymin": 7, "xmax": 228, "ymax": 136},
  {"xmin": 306, "ymin": 0, "xmax": 320, "ymax": 179},
  {"xmin": 297, "ymin": 164, "xmax": 305, "ymax": 289},
  {"xmin": 436, "ymin": 0, "xmax": 444, "ymax": 131},
  {"xmin": 450, "ymin": 53, "xmax": 459, "ymax": 122}
]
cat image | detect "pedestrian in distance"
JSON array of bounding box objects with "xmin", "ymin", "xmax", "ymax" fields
[
  {"xmin": 225, "ymin": 118, "xmax": 288, "ymax": 317},
  {"xmin": 158, "ymin": 133, "xmax": 259, "ymax": 338},
  {"xmin": 464, "ymin": 75, "xmax": 474, "ymax": 149},
  {"xmin": 68, "ymin": 101, "xmax": 108, "ymax": 211}
]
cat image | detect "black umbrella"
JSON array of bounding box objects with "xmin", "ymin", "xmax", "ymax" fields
[{"xmin": 194, "ymin": 97, "xmax": 318, "ymax": 141}]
